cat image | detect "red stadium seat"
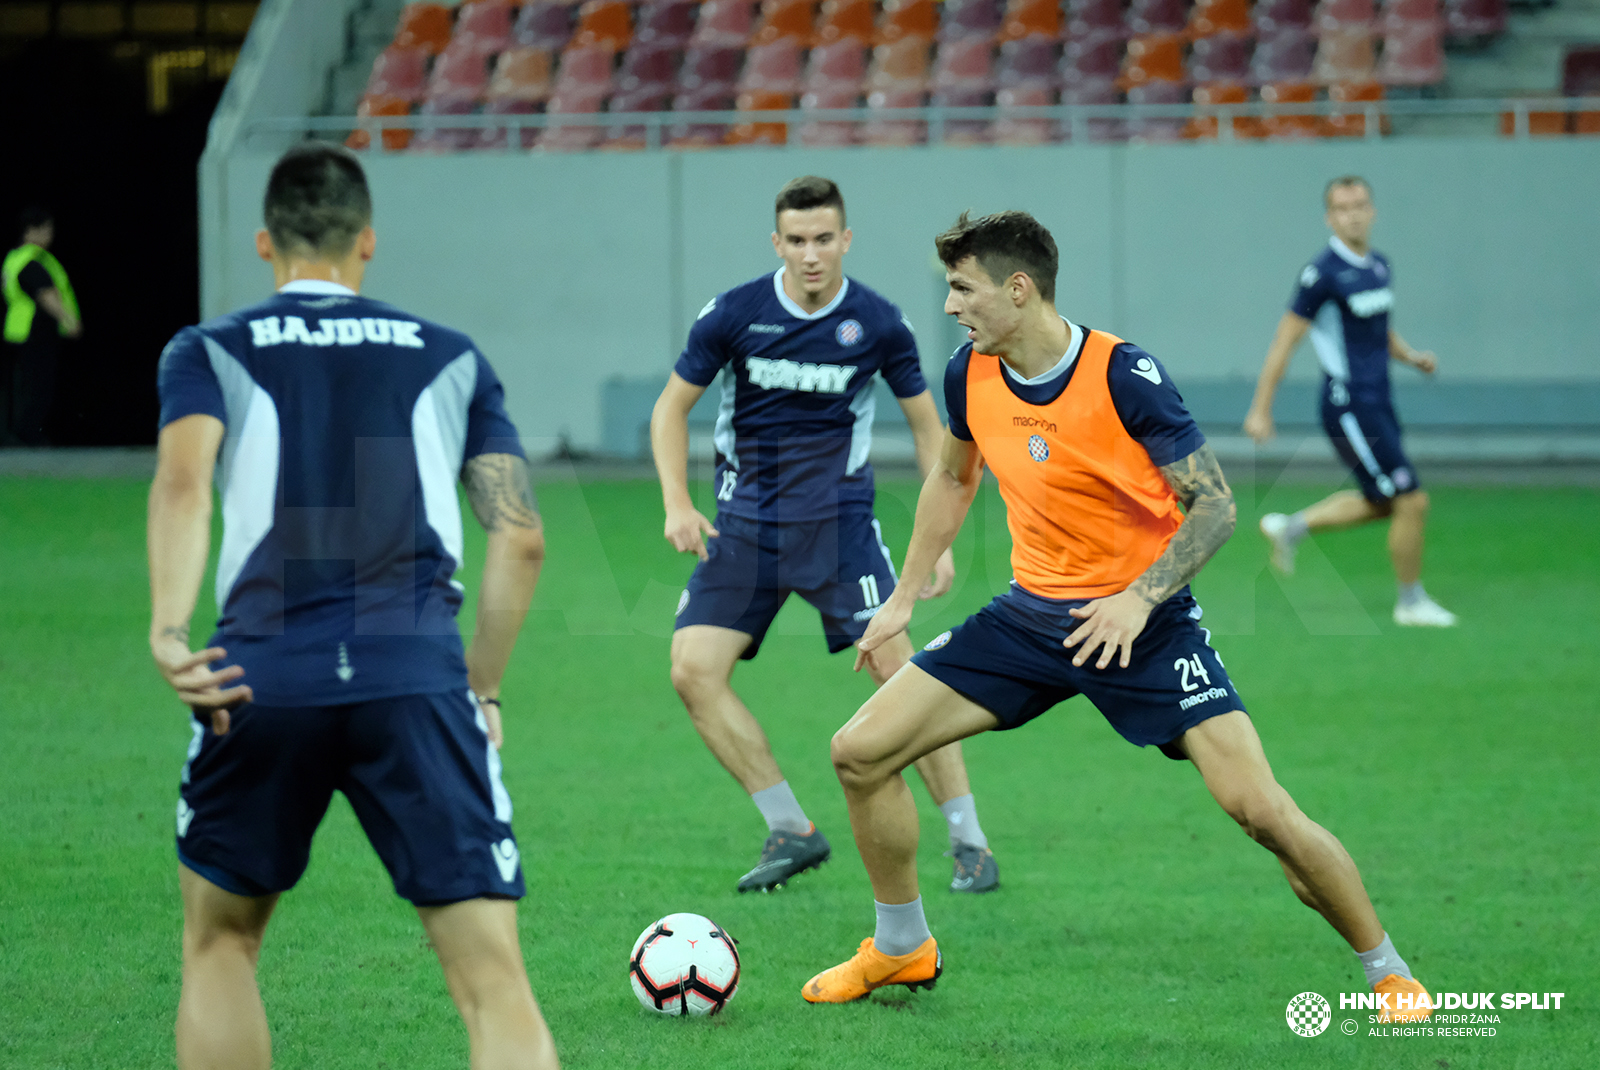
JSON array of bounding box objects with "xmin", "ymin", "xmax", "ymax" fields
[
  {"xmin": 1376, "ymin": 25, "xmax": 1444, "ymax": 84},
  {"xmin": 930, "ymin": 84, "xmax": 995, "ymax": 143},
  {"xmin": 616, "ymin": 42, "xmax": 678, "ymax": 97},
  {"xmin": 513, "ymin": 2, "xmax": 576, "ymax": 51},
  {"xmin": 410, "ymin": 96, "xmax": 479, "ymax": 152},
  {"xmin": 1380, "ymin": 0, "xmax": 1440, "ymax": 32},
  {"xmin": 487, "ymin": 46, "xmax": 556, "ymax": 102},
  {"xmin": 478, "ymin": 97, "xmax": 542, "ymax": 150},
  {"xmin": 992, "ymin": 83, "xmax": 1057, "ymax": 143},
  {"xmin": 868, "ymin": 37, "xmax": 933, "ymax": 88},
  {"xmin": 1443, "ymin": 0, "xmax": 1505, "ymax": 39},
  {"xmin": 1118, "ymin": 34, "xmax": 1187, "ymax": 88},
  {"xmin": 725, "ymin": 89, "xmax": 794, "ymax": 143},
  {"xmin": 428, "ymin": 43, "xmax": 492, "ymax": 101},
  {"xmin": 739, "ymin": 39, "xmax": 806, "ymax": 93},
  {"xmin": 1252, "ymin": 29, "xmax": 1316, "ymax": 83},
  {"xmin": 451, "ymin": 1, "xmax": 514, "ymax": 57},
  {"xmin": 934, "ymin": 37, "xmax": 996, "ymax": 90},
  {"xmin": 668, "ymin": 84, "xmax": 736, "ymax": 144},
  {"xmin": 799, "ymin": 85, "xmax": 860, "ymax": 144},
  {"xmin": 1062, "ymin": 35, "xmax": 1126, "ymax": 87},
  {"xmin": 877, "ymin": 0, "xmax": 939, "ymax": 44},
  {"xmin": 1313, "ymin": 30, "xmax": 1377, "ymax": 83},
  {"xmin": 634, "ymin": 0, "xmax": 698, "ymax": 48},
  {"xmin": 1125, "ymin": 79, "xmax": 1188, "ymax": 139},
  {"xmin": 806, "ymin": 40, "xmax": 869, "ymax": 90},
  {"xmin": 1188, "ymin": 0, "xmax": 1253, "ymax": 38},
  {"xmin": 394, "ymin": 3, "xmax": 454, "ymax": 54},
  {"xmin": 1314, "ymin": 0, "xmax": 1375, "ymax": 34},
  {"xmin": 996, "ymin": 35, "xmax": 1061, "ymax": 86},
  {"xmin": 751, "ymin": 0, "xmax": 818, "ymax": 45},
  {"xmin": 691, "ymin": 0, "xmax": 756, "ymax": 47},
  {"xmin": 998, "ymin": 0, "xmax": 1062, "ymax": 42},
  {"xmin": 552, "ymin": 43, "xmax": 616, "ymax": 100},
  {"xmin": 815, "ymin": 0, "xmax": 877, "ymax": 44},
  {"xmin": 365, "ymin": 46, "xmax": 430, "ymax": 103},
  {"xmin": 1126, "ymin": 0, "xmax": 1189, "ymax": 36},
  {"xmin": 1060, "ymin": 78, "xmax": 1124, "ymax": 141},
  {"xmin": 1562, "ymin": 46, "xmax": 1600, "ymax": 96},
  {"xmin": 602, "ymin": 91, "xmax": 671, "ymax": 150},
  {"xmin": 1255, "ymin": 0, "xmax": 1315, "ymax": 34},
  {"xmin": 1322, "ymin": 79, "xmax": 1387, "ymax": 135},
  {"xmin": 1260, "ymin": 79, "xmax": 1319, "ymax": 136},
  {"xmin": 542, "ymin": 91, "xmax": 608, "ymax": 151},
  {"xmin": 677, "ymin": 45, "xmax": 745, "ymax": 90},
  {"xmin": 858, "ymin": 85, "xmax": 927, "ymax": 144},
  {"xmin": 1066, "ymin": 0, "xmax": 1130, "ymax": 40},
  {"xmin": 347, "ymin": 94, "xmax": 414, "ymax": 151},
  {"xmin": 940, "ymin": 0, "xmax": 1002, "ymax": 41},
  {"xmin": 1188, "ymin": 34, "xmax": 1253, "ymax": 84},
  {"xmin": 573, "ymin": 0, "xmax": 633, "ymax": 49}
]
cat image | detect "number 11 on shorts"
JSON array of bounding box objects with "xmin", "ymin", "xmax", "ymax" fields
[{"xmin": 858, "ymin": 574, "xmax": 881, "ymax": 608}]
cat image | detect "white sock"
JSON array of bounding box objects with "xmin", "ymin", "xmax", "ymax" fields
[
  {"xmin": 1397, "ymin": 582, "xmax": 1426, "ymax": 608},
  {"xmin": 938, "ymin": 793, "xmax": 988, "ymax": 850},
  {"xmin": 1285, "ymin": 512, "xmax": 1310, "ymax": 542},
  {"xmin": 873, "ymin": 898, "xmax": 932, "ymax": 957},
  {"xmin": 1357, "ymin": 932, "xmax": 1413, "ymax": 985},
  {"xmin": 750, "ymin": 780, "xmax": 810, "ymax": 835}
]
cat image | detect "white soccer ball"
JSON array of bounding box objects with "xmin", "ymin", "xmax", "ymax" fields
[{"xmin": 628, "ymin": 912, "xmax": 741, "ymax": 1016}]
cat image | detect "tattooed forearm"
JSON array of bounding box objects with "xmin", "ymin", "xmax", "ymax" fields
[
  {"xmin": 1127, "ymin": 445, "xmax": 1237, "ymax": 606},
  {"xmin": 158, "ymin": 625, "xmax": 190, "ymax": 642},
  {"xmin": 463, "ymin": 453, "xmax": 541, "ymax": 533}
]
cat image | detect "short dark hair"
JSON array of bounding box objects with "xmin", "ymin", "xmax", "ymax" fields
[
  {"xmin": 1324, "ymin": 175, "xmax": 1372, "ymax": 207},
  {"xmin": 934, "ymin": 210, "xmax": 1058, "ymax": 303},
  {"xmin": 774, "ymin": 176, "xmax": 846, "ymax": 228},
  {"xmin": 18, "ymin": 205, "xmax": 53, "ymax": 239},
  {"xmin": 263, "ymin": 143, "xmax": 373, "ymax": 258}
]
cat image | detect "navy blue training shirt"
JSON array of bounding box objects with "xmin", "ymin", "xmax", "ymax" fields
[
  {"xmin": 943, "ymin": 320, "xmax": 1204, "ymax": 467},
  {"xmin": 674, "ymin": 269, "xmax": 927, "ymax": 522},
  {"xmin": 1289, "ymin": 237, "xmax": 1395, "ymax": 404},
  {"xmin": 157, "ymin": 280, "xmax": 524, "ymax": 707}
]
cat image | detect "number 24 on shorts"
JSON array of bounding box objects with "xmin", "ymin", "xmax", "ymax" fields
[{"xmin": 1174, "ymin": 654, "xmax": 1211, "ymax": 693}]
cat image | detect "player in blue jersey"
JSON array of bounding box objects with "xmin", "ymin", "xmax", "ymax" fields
[
  {"xmin": 650, "ymin": 177, "xmax": 1000, "ymax": 895},
  {"xmin": 1244, "ymin": 176, "xmax": 1457, "ymax": 627},
  {"xmin": 148, "ymin": 145, "xmax": 558, "ymax": 1070}
]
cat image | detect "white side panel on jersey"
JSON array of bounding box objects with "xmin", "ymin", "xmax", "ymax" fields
[
  {"xmin": 1338, "ymin": 411, "xmax": 1385, "ymax": 477},
  {"xmin": 204, "ymin": 337, "xmax": 281, "ymax": 614},
  {"xmin": 845, "ymin": 378, "xmax": 876, "ymax": 475},
  {"xmin": 470, "ymin": 694, "xmax": 515, "ymax": 822},
  {"xmin": 413, "ymin": 351, "xmax": 478, "ymax": 591},
  {"xmin": 1308, "ymin": 300, "xmax": 1349, "ymax": 382},
  {"xmin": 713, "ymin": 367, "xmax": 739, "ymax": 469},
  {"xmin": 869, "ymin": 518, "xmax": 899, "ymax": 581}
]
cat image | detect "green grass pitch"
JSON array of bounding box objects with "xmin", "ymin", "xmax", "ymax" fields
[{"xmin": 1, "ymin": 472, "xmax": 1595, "ymax": 1069}]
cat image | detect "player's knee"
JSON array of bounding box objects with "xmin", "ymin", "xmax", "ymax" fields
[
  {"xmin": 829, "ymin": 724, "xmax": 888, "ymax": 792},
  {"xmin": 1394, "ymin": 488, "xmax": 1429, "ymax": 517},
  {"xmin": 1224, "ymin": 786, "xmax": 1297, "ymax": 853},
  {"xmin": 668, "ymin": 652, "xmax": 726, "ymax": 706}
]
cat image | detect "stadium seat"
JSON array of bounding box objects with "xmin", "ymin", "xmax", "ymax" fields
[
  {"xmin": 1376, "ymin": 25, "xmax": 1444, "ymax": 84},
  {"xmin": 488, "ymin": 46, "xmax": 556, "ymax": 102},
  {"xmin": 998, "ymin": 0, "xmax": 1062, "ymax": 42},
  {"xmin": 816, "ymin": 0, "xmax": 877, "ymax": 44},
  {"xmin": 513, "ymin": 2, "xmax": 576, "ymax": 51},
  {"xmin": 806, "ymin": 40, "xmax": 869, "ymax": 90},
  {"xmin": 1127, "ymin": 0, "xmax": 1190, "ymax": 36},
  {"xmin": 1562, "ymin": 46, "xmax": 1600, "ymax": 95},
  {"xmin": 1260, "ymin": 79, "xmax": 1319, "ymax": 136},
  {"xmin": 940, "ymin": 0, "xmax": 1002, "ymax": 41},
  {"xmin": 868, "ymin": 37, "xmax": 933, "ymax": 88},
  {"xmin": 1322, "ymin": 78, "xmax": 1387, "ymax": 135},
  {"xmin": 1066, "ymin": 0, "xmax": 1130, "ymax": 40},
  {"xmin": 1060, "ymin": 77, "xmax": 1124, "ymax": 140},
  {"xmin": 1062, "ymin": 36, "xmax": 1126, "ymax": 87},
  {"xmin": 451, "ymin": 1, "xmax": 515, "ymax": 57},
  {"xmin": 677, "ymin": 46, "xmax": 744, "ymax": 90},
  {"xmin": 877, "ymin": 0, "xmax": 940, "ymax": 44},
  {"xmin": 1125, "ymin": 79, "xmax": 1188, "ymax": 139},
  {"xmin": 553, "ymin": 43, "xmax": 617, "ymax": 99},
  {"xmin": 478, "ymin": 97, "xmax": 542, "ymax": 150},
  {"xmin": 739, "ymin": 39, "xmax": 806, "ymax": 93},
  {"xmin": 1497, "ymin": 101, "xmax": 1569, "ymax": 136},
  {"xmin": 1314, "ymin": 0, "xmax": 1375, "ymax": 34},
  {"xmin": 935, "ymin": 37, "xmax": 997, "ymax": 90},
  {"xmin": 410, "ymin": 95, "xmax": 479, "ymax": 153},
  {"xmin": 799, "ymin": 85, "xmax": 861, "ymax": 144},
  {"xmin": 669, "ymin": 84, "xmax": 736, "ymax": 143},
  {"xmin": 993, "ymin": 83, "xmax": 1057, "ymax": 142},
  {"xmin": 393, "ymin": 3, "xmax": 454, "ymax": 54},
  {"xmin": 542, "ymin": 91, "xmax": 608, "ymax": 150},
  {"xmin": 1188, "ymin": 0, "xmax": 1253, "ymax": 38},
  {"xmin": 347, "ymin": 94, "xmax": 413, "ymax": 151},
  {"xmin": 996, "ymin": 35, "xmax": 1061, "ymax": 86},
  {"xmin": 930, "ymin": 84, "xmax": 995, "ymax": 142},
  {"xmin": 634, "ymin": 0, "xmax": 698, "ymax": 48},
  {"xmin": 1251, "ymin": 29, "xmax": 1316, "ymax": 82},
  {"xmin": 1118, "ymin": 34, "xmax": 1187, "ymax": 88},
  {"xmin": 428, "ymin": 43, "xmax": 492, "ymax": 101},
  {"xmin": 1313, "ymin": 30, "xmax": 1377, "ymax": 83},
  {"xmin": 1254, "ymin": 0, "xmax": 1315, "ymax": 35},
  {"xmin": 616, "ymin": 41, "xmax": 678, "ymax": 96},
  {"xmin": 690, "ymin": 0, "xmax": 756, "ymax": 47},
  {"xmin": 1443, "ymin": 0, "xmax": 1505, "ymax": 40},
  {"xmin": 364, "ymin": 46, "xmax": 431, "ymax": 103},
  {"xmin": 602, "ymin": 91, "xmax": 671, "ymax": 149},
  {"xmin": 1188, "ymin": 34, "xmax": 1253, "ymax": 84},
  {"xmin": 859, "ymin": 85, "xmax": 927, "ymax": 143},
  {"xmin": 1380, "ymin": 0, "xmax": 1440, "ymax": 32},
  {"xmin": 1183, "ymin": 83, "xmax": 1269, "ymax": 138},
  {"xmin": 751, "ymin": 0, "xmax": 818, "ymax": 45},
  {"xmin": 726, "ymin": 89, "xmax": 794, "ymax": 143},
  {"xmin": 572, "ymin": 0, "xmax": 633, "ymax": 49}
]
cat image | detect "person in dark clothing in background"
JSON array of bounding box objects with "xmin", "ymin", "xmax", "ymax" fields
[{"xmin": 2, "ymin": 207, "xmax": 82, "ymax": 445}]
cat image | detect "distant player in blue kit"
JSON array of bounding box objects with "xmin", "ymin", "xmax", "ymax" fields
[
  {"xmin": 148, "ymin": 145, "xmax": 559, "ymax": 1070},
  {"xmin": 650, "ymin": 177, "xmax": 1000, "ymax": 894},
  {"xmin": 1244, "ymin": 176, "xmax": 1457, "ymax": 627}
]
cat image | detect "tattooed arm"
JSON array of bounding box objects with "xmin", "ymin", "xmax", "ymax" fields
[
  {"xmin": 462, "ymin": 452, "xmax": 545, "ymax": 745},
  {"xmin": 1063, "ymin": 444, "xmax": 1236, "ymax": 670}
]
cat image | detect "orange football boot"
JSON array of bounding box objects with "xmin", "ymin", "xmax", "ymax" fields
[
  {"xmin": 802, "ymin": 937, "xmax": 942, "ymax": 1003},
  {"xmin": 1374, "ymin": 974, "xmax": 1434, "ymax": 1023}
]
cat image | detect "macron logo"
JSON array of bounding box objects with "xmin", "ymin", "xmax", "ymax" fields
[
  {"xmin": 747, "ymin": 357, "xmax": 857, "ymax": 393},
  {"xmin": 492, "ymin": 839, "xmax": 520, "ymax": 883},
  {"xmin": 249, "ymin": 316, "xmax": 424, "ymax": 349},
  {"xmin": 1130, "ymin": 357, "xmax": 1162, "ymax": 385}
]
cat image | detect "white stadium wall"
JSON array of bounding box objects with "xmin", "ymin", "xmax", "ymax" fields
[{"xmin": 202, "ymin": 139, "xmax": 1600, "ymax": 454}]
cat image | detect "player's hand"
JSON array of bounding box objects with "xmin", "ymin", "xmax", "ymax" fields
[
  {"xmin": 150, "ymin": 638, "xmax": 252, "ymax": 734},
  {"xmin": 1063, "ymin": 590, "xmax": 1154, "ymax": 670},
  {"xmin": 1411, "ymin": 350, "xmax": 1438, "ymax": 375},
  {"xmin": 1242, "ymin": 408, "xmax": 1275, "ymax": 444},
  {"xmin": 664, "ymin": 505, "xmax": 719, "ymax": 561},
  {"xmin": 475, "ymin": 695, "xmax": 505, "ymax": 749},
  {"xmin": 919, "ymin": 547, "xmax": 956, "ymax": 600},
  {"xmin": 854, "ymin": 595, "xmax": 913, "ymax": 673}
]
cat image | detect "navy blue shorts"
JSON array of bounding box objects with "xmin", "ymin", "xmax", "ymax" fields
[
  {"xmin": 1322, "ymin": 390, "xmax": 1420, "ymax": 504},
  {"xmin": 175, "ymin": 689, "xmax": 524, "ymax": 905},
  {"xmin": 674, "ymin": 507, "xmax": 899, "ymax": 660},
  {"xmin": 911, "ymin": 585, "xmax": 1245, "ymax": 759}
]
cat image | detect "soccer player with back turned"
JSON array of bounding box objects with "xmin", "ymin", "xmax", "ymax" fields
[
  {"xmin": 802, "ymin": 210, "xmax": 1431, "ymax": 1019},
  {"xmin": 148, "ymin": 145, "xmax": 559, "ymax": 1069},
  {"xmin": 651, "ymin": 177, "xmax": 1001, "ymax": 894},
  {"xmin": 1244, "ymin": 176, "xmax": 1456, "ymax": 627}
]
